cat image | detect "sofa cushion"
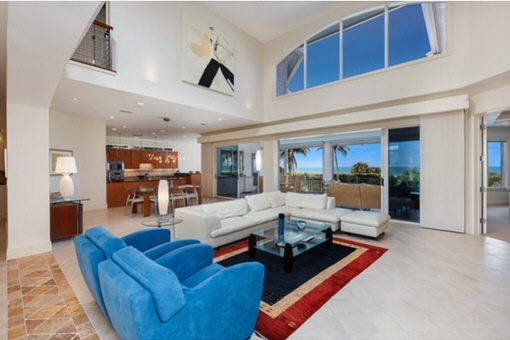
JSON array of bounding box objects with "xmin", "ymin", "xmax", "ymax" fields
[
  {"xmin": 286, "ymin": 192, "xmax": 327, "ymax": 210},
  {"xmin": 266, "ymin": 191, "xmax": 286, "ymax": 208},
  {"xmin": 341, "ymin": 211, "xmax": 391, "ymax": 227},
  {"xmin": 212, "ymin": 217, "xmax": 258, "ymax": 238},
  {"xmin": 112, "ymin": 247, "xmax": 185, "ymax": 323},
  {"xmin": 245, "ymin": 193, "xmax": 272, "ymax": 211},
  {"xmin": 292, "ymin": 207, "xmax": 353, "ymax": 224},
  {"xmin": 284, "ymin": 192, "xmax": 301, "ymax": 208},
  {"xmin": 243, "ymin": 210, "xmax": 280, "ymax": 224},
  {"xmin": 202, "ymin": 199, "xmax": 248, "ymax": 219},
  {"xmin": 85, "ymin": 226, "xmax": 126, "ymax": 259}
]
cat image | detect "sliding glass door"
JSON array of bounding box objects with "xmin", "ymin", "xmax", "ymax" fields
[
  {"xmin": 388, "ymin": 127, "xmax": 420, "ymax": 223},
  {"xmin": 216, "ymin": 145, "xmax": 240, "ymax": 199}
]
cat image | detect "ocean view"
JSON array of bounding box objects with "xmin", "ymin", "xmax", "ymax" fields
[
  {"xmin": 294, "ymin": 166, "xmax": 422, "ymax": 176},
  {"xmin": 294, "ymin": 166, "xmax": 502, "ymax": 176}
]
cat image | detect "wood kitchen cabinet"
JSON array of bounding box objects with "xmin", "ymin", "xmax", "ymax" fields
[
  {"xmin": 106, "ymin": 148, "xmax": 118, "ymax": 162},
  {"xmin": 117, "ymin": 149, "xmax": 133, "ymax": 168},
  {"xmin": 106, "ymin": 148, "xmax": 179, "ymax": 169}
]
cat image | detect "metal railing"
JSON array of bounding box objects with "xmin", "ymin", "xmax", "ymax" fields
[{"xmin": 71, "ymin": 20, "xmax": 113, "ymax": 71}]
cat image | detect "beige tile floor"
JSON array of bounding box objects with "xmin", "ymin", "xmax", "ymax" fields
[{"xmin": 3, "ymin": 202, "xmax": 510, "ymax": 339}]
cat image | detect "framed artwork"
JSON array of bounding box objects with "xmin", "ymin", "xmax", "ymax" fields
[
  {"xmin": 49, "ymin": 149, "xmax": 73, "ymax": 176},
  {"xmin": 182, "ymin": 12, "xmax": 235, "ymax": 96}
]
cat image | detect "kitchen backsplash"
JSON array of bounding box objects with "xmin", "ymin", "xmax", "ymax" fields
[{"xmin": 124, "ymin": 169, "xmax": 176, "ymax": 179}]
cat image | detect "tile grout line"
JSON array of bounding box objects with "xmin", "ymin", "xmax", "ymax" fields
[{"xmin": 7, "ymin": 252, "xmax": 99, "ymax": 340}]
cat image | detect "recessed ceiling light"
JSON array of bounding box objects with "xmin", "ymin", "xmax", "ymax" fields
[
  {"xmin": 109, "ymin": 116, "xmax": 115, "ymax": 119},
  {"xmin": 72, "ymin": 97, "xmax": 77, "ymax": 101},
  {"xmin": 151, "ymin": 132, "xmax": 156, "ymax": 135},
  {"xmin": 123, "ymin": 125, "xmax": 127, "ymax": 128},
  {"xmin": 182, "ymin": 126, "xmax": 186, "ymax": 129},
  {"xmin": 112, "ymin": 127, "xmax": 117, "ymax": 131},
  {"xmin": 218, "ymin": 118, "xmax": 223, "ymax": 121},
  {"xmin": 160, "ymin": 129, "xmax": 164, "ymax": 133},
  {"xmin": 137, "ymin": 102, "xmax": 144, "ymax": 106}
]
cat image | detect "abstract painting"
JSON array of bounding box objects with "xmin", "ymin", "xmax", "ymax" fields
[{"xmin": 182, "ymin": 12, "xmax": 235, "ymax": 96}]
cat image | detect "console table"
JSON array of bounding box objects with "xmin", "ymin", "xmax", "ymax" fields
[{"xmin": 50, "ymin": 197, "xmax": 89, "ymax": 240}]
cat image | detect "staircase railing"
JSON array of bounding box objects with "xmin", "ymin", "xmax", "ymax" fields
[{"xmin": 71, "ymin": 20, "xmax": 113, "ymax": 71}]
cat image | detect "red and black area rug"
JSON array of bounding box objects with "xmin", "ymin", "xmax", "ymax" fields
[{"xmin": 214, "ymin": 237, "xmax": 387, "ymax": 339}]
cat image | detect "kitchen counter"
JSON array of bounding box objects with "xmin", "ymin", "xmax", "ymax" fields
[{"xmin": 106, "ymin": 173, "xmax": 201, "ymax": 208}]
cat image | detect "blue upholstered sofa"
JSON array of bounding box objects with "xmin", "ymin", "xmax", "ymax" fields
[
  {"xmin": 98, "ymin": 244, "xmax": 264, "ymax": 340},
  {"xmin": 74, "ymin": 226, "xmax": 199, "ymax": 323}
]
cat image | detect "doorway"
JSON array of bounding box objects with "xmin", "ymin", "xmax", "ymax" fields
[
  {"xmin": 215, "ymin": 143, "xmax": 263, "ymax": 199},
  {"xmin": 483, "ymin": 111, "xmax": 510, "ymax": 241}
]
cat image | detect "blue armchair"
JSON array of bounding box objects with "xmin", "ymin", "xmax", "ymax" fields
[
  {"xmin": 98, "ymin": 244, "xmax": 264, "ymax": 340},
  {"xmin": 74, "ymin": 226, "xmax": 199, "ymax": 323}
]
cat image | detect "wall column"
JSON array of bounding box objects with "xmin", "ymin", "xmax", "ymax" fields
[
  {"xmin": 6, "ymin": 104, "xmax": 51, "ymax": 259},
  {"xmin": 323, "ymin": 142, "xmax": 333, "ymax": 181}
]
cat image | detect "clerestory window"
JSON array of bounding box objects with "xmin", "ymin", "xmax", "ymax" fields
[{"xmin": 276, "ymin": 2, "xmax": 446, "ymax": 96}]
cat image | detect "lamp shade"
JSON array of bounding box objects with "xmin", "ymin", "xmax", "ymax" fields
[
  {"xmin": 255, "ymin": 150, "xmax": 262, "ymax": 172},
  {"xmin": 158, "ymin": 179, "xmax": 169, "ymax": 216},
  {"xmin": 55, "ymin": 157, "xmax": 77, "ymax": 174}
]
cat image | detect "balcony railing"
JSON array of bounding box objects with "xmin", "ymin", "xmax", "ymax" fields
[{"xmin": 71, "ymin": 20, "xmax": 113, "ymax": 71}]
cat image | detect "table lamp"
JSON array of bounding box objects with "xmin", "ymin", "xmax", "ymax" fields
[{"xmin": 55, "ymin": 156, "xmax": 77, "ymax": 200}]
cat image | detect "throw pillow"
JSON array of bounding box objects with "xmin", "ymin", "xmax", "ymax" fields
[
  {"xmin": 266, "ymin": 191, "xmax": 285, "ymax": 208},
  {"xmin": 245, "ymin": 193, "xmax": 272, "ymax": 211}
]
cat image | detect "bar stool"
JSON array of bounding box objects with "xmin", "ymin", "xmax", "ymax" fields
[
  {"xmin": 169, "ymin": 187, "xmax": 186, "ymax": 214},
  {"xmin": 183, "ymin": 185, "xmax": 199, "ymax": 206},
  {"xmin": 125, "ymin": 189, "xmax": 144, "ymax": 216}
]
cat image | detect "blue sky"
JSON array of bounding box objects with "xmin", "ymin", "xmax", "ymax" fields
[
  {"xmin": 488, "ymin": 142, "xmax": 501, "ymax": 167},
  {"xmin": 294, "ymin": 144, "xmax": 382, "ymax": 169}
]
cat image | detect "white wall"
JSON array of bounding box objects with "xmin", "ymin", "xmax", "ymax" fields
[
  {"xmin": 50, "ymin": 110, "xmax": 107, "ymax": 211},
  {"xmin": 64, "ymin": 1, "xmax": 264, "ymax": 123},
  {"xmin": 262, "ymin": 2, "xmax": 510, "ymax": 121},
  {"xmin": 7, "ymin": 104, "xmax": 51, "ymax": 259}
]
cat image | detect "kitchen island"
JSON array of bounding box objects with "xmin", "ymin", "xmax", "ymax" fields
[{"xmin": 106, "ymin": 172, "xmax": 201, "ymax": 208}]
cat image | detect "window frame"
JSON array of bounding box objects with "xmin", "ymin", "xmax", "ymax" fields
[{"xmin": 276, "ymin": 2, "xmax": 446, "ymax": 97}]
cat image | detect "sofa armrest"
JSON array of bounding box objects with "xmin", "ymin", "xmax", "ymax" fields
[
  {"xmin": 174, "ymin": 208, "xmax": 221, "ymax": 244},
  {"xmin": 155, "ymin": 243, "xmax": 214, "ymax": 282},
  {"xmin": 143, "ymin": 239, "xmax": 200, "ymax": 260},
  {"xmin": 121, "ymin": 228, "xmax": 171, "ymax": 253}
]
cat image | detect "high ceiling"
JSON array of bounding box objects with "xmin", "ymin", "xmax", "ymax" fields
[
  {"xmin": 200, "ymin": 1, "xmax": 347, "ymax": 43},
  {"xmin": 48, "ymin": 1, "xmax": 353, "ymax": 144}
]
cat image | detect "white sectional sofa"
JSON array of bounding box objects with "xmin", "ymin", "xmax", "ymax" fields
[{"xmin": 174, "ymin": 191, "xmax": 353, "ymax": 248}]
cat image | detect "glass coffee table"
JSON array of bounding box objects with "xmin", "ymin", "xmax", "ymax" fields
[
  {"xmin": 142, "ymin": 217, "xmax": 183, "ymax": 240},
  {"xmin": 249, "ymin": 219, "xmax": 332, "ymax": 273}
]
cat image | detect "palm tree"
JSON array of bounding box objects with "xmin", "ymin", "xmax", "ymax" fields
[
  {"xmin": 332, "ymin": 145, "xmax": 349, "ymax": 180},
  {"xmin": 280, "ymin": 147, "xmax": 308, "ymax": 175}
]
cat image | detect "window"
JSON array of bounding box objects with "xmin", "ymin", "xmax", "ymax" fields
[
  {"xmin": 307, "ymin": 24, "xmax": 340, "ymax": 88},
  {"xmin": 389, "ymin": 4, "xmax": 432, "ymax": 66},
  {"xmin": 276, "ymin": 2, "xmax": 446, "ymax": 96},
  {"xmin": 343, "ymin": 10, "xmax": 385, "ymax": 78},
  {"xmin": 488, "ymin": 142, "xmax": 503, "ymax": 187}
]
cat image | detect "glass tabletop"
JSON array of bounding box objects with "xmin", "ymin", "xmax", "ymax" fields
[
  {"xmin": 251, "ymin": 219, "xmax": 331, "ymax": 247},
  {"xmin": 142, "ymin": 217, "xmax": 183, "ymax": 228}
]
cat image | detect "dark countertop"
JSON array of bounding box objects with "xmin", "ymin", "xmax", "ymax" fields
[{"xmin": 107, "ymin": 176, "xmax": 188, "ymax": 184}]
